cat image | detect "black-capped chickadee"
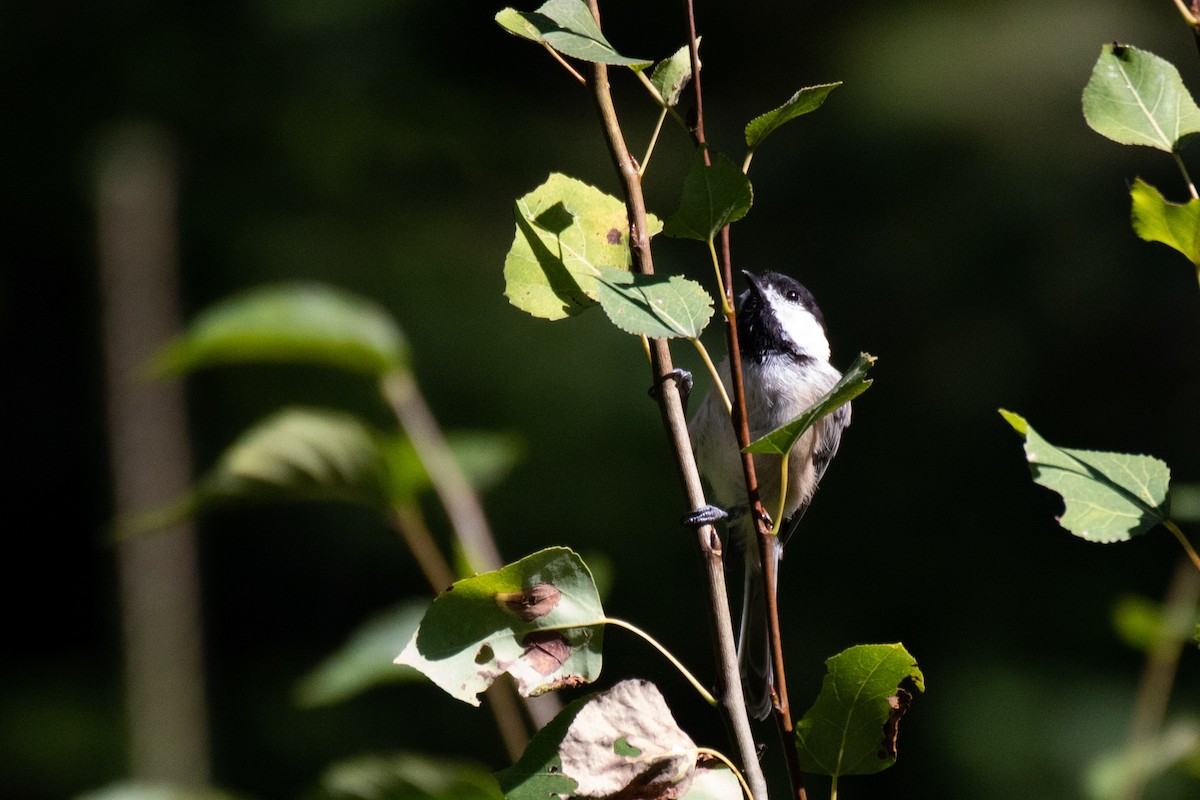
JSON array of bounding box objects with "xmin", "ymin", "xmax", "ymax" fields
[{"xmin": 688, "ymin": 270, "xmax": 850, "ymax": 720}]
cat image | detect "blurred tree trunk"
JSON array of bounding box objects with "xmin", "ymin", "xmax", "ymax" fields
[{"xmin": 96, "ymin": 124, "xmax": 210, "ymax": 786}]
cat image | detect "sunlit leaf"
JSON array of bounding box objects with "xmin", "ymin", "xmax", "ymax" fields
[
  {"xmin": 745, "ymin": 353, "xmax": 874, "ymax": 456},
  {"xmin": 498, "ymin": 680, "xmax": 697, "ymax": 800},
  {"xmin": 649, "ymin": 41, "xmax": 698, "ymax": 108},
  {"xmin": 395, "ymin": 548, "xmax": 605, "ymax": 705},
  {"xmin": 595, "ymin": 267, "xmax": 713, "ymax": 339},
  {"xmin": 795, "ymin": 643, "xmax": 924, "ymax": 778},
  {"xmin": 1082, "ymin": 43, "xmax": 1200, "ymax": 152},
  {"xmin": 745, "ymin": 83, "xmax": 841, "ymax": 150},
  {"xmin": 679, "ymin": 766, "xmax": 742, "ymax": 800},
  {"xmin": 296, "ymin": 600, "xmax": 429, "ymax": 709},
  {"xmin": 316, "ymin": 751, "xmax": 503, "ymax": 800},
  {"xmin": 494, "ymin": 0, "xmax": 651, "ymax": 69},
  {"xmin": 1129, "ymin": 177, "xmax": 1200, "ymax": 270},
  {"xmin": 153, "ymin": 283, "xmax": 407, "ymax": 377},
  {"xmin": 1000, "ymin": 410, "xmax": 1171, "ymax": 543},
  {"xmin": 504, "ymin": 173, "xmax": 663, "ymax": 321},
  {"xmin": 663, "ymin": 151, "xmax": 752, "ymax": 242}
]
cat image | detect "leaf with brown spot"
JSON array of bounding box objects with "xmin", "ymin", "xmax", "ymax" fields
[
  {"xmin": 496, "ymin": 583, "xmax": 562, "ymax": 621},
  {"xmin": 395, "ymin": 548, "xmax": 606, "ymax": 705}
]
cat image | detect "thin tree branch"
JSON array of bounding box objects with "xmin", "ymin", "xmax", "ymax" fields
[
  {"xmin": 380, "ymin": 370, "xmax": 561, "ymax": 736},
  {"xmin": 585, "ymin": 2, "xmax": 767, "ymax": 796},
  {"xmin": 684, "ymin": 2, "xmax": 806, "ymax": 796}
]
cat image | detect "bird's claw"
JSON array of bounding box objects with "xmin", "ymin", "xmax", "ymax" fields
[
  {"xmin": 682, "ymin": 504, "xmax": 728, "ymax": 529},
  {"xmin": 648, "ymin": 368, "xmax": 693, "ymax": 410}
]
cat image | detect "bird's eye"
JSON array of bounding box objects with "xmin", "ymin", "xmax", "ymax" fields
[{"xmin": 785, "ymin": 290, "xmax": 799, "ymax": 302}]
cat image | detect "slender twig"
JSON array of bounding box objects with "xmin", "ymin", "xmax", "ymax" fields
[
  {"xmin": 379, "ymin": 369, "xmax": 561, "ymax": 735},
  {"xmin": 691, "ymin": 338, "xmax": 732, "ymax": 415},
  {"xmin": 1125, "ymin": 557, "xmax": 1200, "ymax": 800},
  {"xmin": 1164, "ymin": 519, "xmax": 1200, "ymax": 573},
  {"xmin": 1172, "ymin": 152, "xmax": 1199, "ymax": 200},
  {"xmin": 640, "ymin": 108, "xmax": 669, "ymax": 178},
  {"xmin": 543, "ymin": 43, "xmax": 587, "ymax": 85},
  {"xmin": 684, "ymin": 1, "xmax": 807, "ymax": 796},
  {"xmin": 604, "ymin": 617, "xmax": 718, "ymax": 706},
  {"xmin": 584, "ymin": 2, "xmax": 767, "ymax": 796},
  {"xmin": 389, "ymin": 504, "xmax": 455, "ymax": 590}
]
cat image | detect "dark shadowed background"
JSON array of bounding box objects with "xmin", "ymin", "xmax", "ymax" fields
[{"xmin": 6, "ymin": 0, "xmax": 1200, "ymax": 798}]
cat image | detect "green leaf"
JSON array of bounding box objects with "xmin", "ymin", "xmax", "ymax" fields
[
  {"xmin": 1084, "ymin": 721, "xmax": 1200, "ymax": 800},
  {"xmin": 117, "ymin": 412, "xmax": 521, "ymax": 537},
  {"xmin": 1082, "ymin": 43, "xmax": 1200, "ymax": 152},
  {"xmin": 381, "ymin": 430, "xmax": 523, "ymax": 504},
  {"xmin": 504, "ymin": 173, "xmax": 663, "ymax": 321},
  {"xmin": 795, "ymin": 643, "xmax": 924, "ymax": 778},
  {"xmin": 663, "ymin": 151, "xmax": 753, "ymax": 242},
  {"xmin": 153, "ymin": 283, "xmax": 408, "ymax": 377},
  {"xmin": 745, "ymin": 353, "xmax": 875, "ymax": 456},
  {"xmin": 295, "ymin": 600, "xmax": 429, "ymax": 709},
  {"xmin": 76, "ymin": 784, "xmax": 239, "ymax": 800},
  {"xmin": 494, "ymin": 0, "xmax": 651, "ymax": 69},
  {"xmin": 316, "ymin": 751, "xmax": 503, "ymax": 800},
  {"xmin": 1130, "ymin": 177, "xmax": 1200, "ymax": 268},
  {"xmin": 395, "ymin": 547, "xmax": 605, "ymax": 705},
  {"xmin": 594, "ymin": 267, "xmax": 714, "ymax": 339},
  {"xmin": 196, "ymin": 407, "xmax": 389, "ymax": 510},
  {"xmin": 498, "ymin": 680, "xmax": 697, "ymax": 800},
  {"xmin": 999, "ymin": 410, "xmax": 1171, "ymax": 543},
  {"xmin": 679, "ymin": 767, "xmax": 742, "ymax": 800},
  {"xmin": 649, "ymin": 41, "xmax": 698, "ymax": 108},
  {"xmin": 745, "ymin": 83, "xmax": 841, "ymax": 151}
]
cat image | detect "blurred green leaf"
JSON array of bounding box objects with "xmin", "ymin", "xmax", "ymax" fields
[
  {"xmin": 649, "ymin": 41, "xmax": 698, "ymax": 108},
  {"xmin": 315, "ymin": 751, "xmax": 503, "ymax": 800},
  {"xmin": 1084, "ymin": 721, "xmax": 1200, "ymax": 800},
  {"xmin": 1000, "ymin": 410, "xmax": 1171, "ymax": 543},
  {"xmin": 1169, "ymin": 483, "xmax": 1200, "ymax": 522},
  {"xmin": 663, "ymin": 151, "xmax": 752, "ymax": 242},
  {"xmin": 745, "ymin": 353, "xmax": 874, "ymax": 456},
  {"xmin": 76, "ymin": 786, "xmax": 238, "ymax": 800},
  {"xmin": 494, "ymin": 0, "xmax": 651, "ymax": 69},
  {"xmin": 395, "ymin": 547, "xmax": 605, "ymax": 705},
  {"xmin": 1083, "ymin": 44, "xmax": 1200, "ymax": 152},
  {"xmin": 499, "ymin": 680, "xmax": 696, "ymax": 800},
  {"xmin": 296, "ymin": 600, "xmax": 430, "ymax": 709},
  {"xmin": 154, "ymin": 282, "xmax": 408, "ymax": 377},
  {"xmin": 118, "ymin": 411, "xmax": 523, "ymax": 537},
  {"xmin": 745, "ymin": 83, "xmax": 841, "ymax": 151},
  {"xmin": 1112, "ymin": 594, "xmax": 1166, "ymax": 652},
  {"xmin": 381, "ymin": 430, "xmax": 523, "ymax": 504},
  {"xmin": 795, "ymin": 643, "xmax": 924, "ymax": 778},
  {"xmin": 1129, "ymin": 177, "xmax": 1200, "ymax": 270},
  {"xmin": 595, "ymin": 266, "xmax": 714, "ymax": 339},
  {"xmin": 503, "ymin": 173, "xmax": 663, "ymax": 321}
]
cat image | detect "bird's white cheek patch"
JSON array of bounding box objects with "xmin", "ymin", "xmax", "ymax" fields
[{"xmin": 765, "ymin": 290, "xmax": 830, "ymax": 361}]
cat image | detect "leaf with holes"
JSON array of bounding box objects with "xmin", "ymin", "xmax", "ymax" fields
[
  {"xmin": 795, "ymin": 643, "xmax": 924, "ymax": 778},
  {"xmin": 495, "ymin": 0, "xmax": 651, "ymax": 69},
  {"xmin": 153, "ymin": 282, "xmax": 408, "ymax": 377},
  {"xmin": 395, "ymin": 548, "xmax": 606, "ymax": 705},
  {"xmin": 745, "ymin": 353, "xmax": 874, "ymax": 456},
  {"xmin": 1083, "ymin": 43, "xmax": 1200, "ymax": 152},
  {"xmin": 504, "ymin": 173, "xmax": 663, "ymax": 321},
  {"xmin": 1000, "ymin": 410, "xmax": 1170, "ymax": 542},
  {"xmin": 595, "ymin": 266, "xmax": 713, "ymax": 339}
]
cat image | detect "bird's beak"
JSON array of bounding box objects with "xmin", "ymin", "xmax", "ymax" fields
[{"xmin": 741, "ymin": 270, "xmax": 763, "ymax": 297}]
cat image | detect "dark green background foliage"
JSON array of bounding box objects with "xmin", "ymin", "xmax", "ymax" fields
[{"xmin": 7, "ymin": 1, "xmax": 1200, "ymax": 798}]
